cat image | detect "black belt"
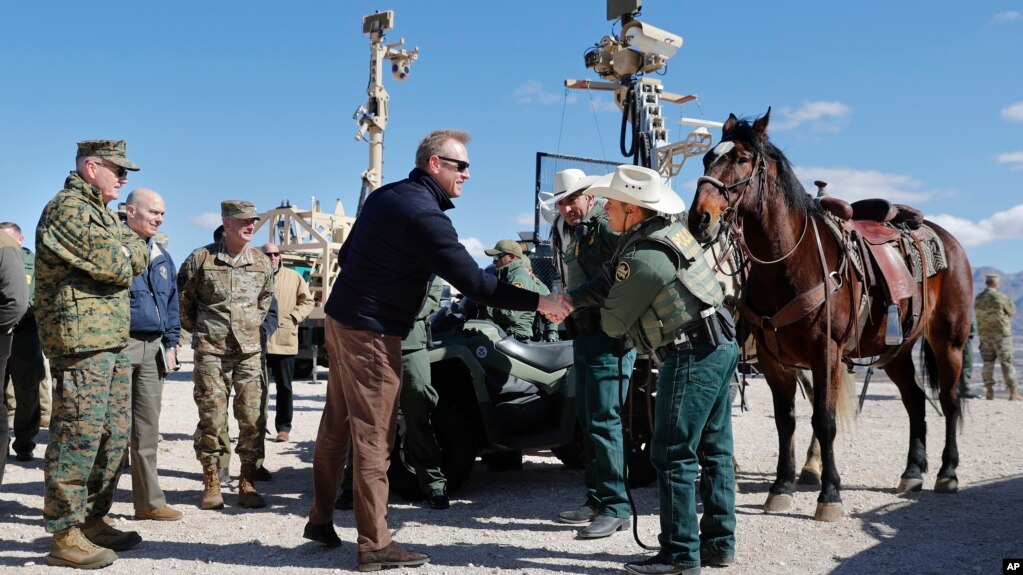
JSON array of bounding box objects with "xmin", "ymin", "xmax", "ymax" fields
[
  {"xmin": 653, "ymin": 309, "xmax": 735, "ymax": 363},
  {"xmin": 654, "ymin": 327, "xmax": 714, "ymax": 362}
]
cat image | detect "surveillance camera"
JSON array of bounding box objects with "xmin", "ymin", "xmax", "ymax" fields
[
  {"xmin": 622, "ymin": 20, "xmax": 683, "ymax": 60},
  {"xmin": 391, "ymin": 59, "xmax": 411, "ymax": 81}
]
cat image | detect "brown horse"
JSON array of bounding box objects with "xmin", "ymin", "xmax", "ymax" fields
[{"xmin": 687, "ymin": 109, "xmax": 972, "ymax": 521}]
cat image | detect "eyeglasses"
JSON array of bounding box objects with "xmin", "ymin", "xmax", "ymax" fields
[
  {"xmin": 93, "ymin": 159, "xmax": 127, "ymax": 178},
  {"xmin": 265, "ymin": 252, "xmax": 281, "ymax": 257},
  {"xmin": 492, "ymin": 253, "xmax": 511, "ymax": 260},
  {"xmin": 436, "ymin": 156, "xmax": 470, "ymax": 173}
]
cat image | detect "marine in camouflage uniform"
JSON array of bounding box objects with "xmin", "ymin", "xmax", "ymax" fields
[
  {"xmin": 177, "ymin": 200, "xmax": 273, "ymax": 509},
  {"xmin": 974, "ymin": 273, "xmax": 1018, "ymax": 400},
  {"xmin": 482, "ymin": 239, "xmax": 556, "ymax": 341},
  {"xmin": 570, "ymin": 165, "xmax": 739, "ymax": 574},
  {"xmin": 35, "ymin": 140, "xmax": 149, "ymax": 569}
]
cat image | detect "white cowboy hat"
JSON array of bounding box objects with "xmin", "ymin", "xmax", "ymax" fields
[
  {"xmin": 540, "ymin": 169, "xmax": 604, "ymax": 209},
  {"xmin": 586, "ymin": 164, "xmax": 685, "ymax": 215}
]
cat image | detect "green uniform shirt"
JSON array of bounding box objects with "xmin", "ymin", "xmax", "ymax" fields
[
  {"xmin": 403, "ymin": 276, "xmax": 444, "ymax": 351},
  {"xmin": 975, "ymin": 287, "xmax": 1016, "ymax": 340},
  {"xmin": 34, "ymin": 172, "xmax": 149, "ymax": 357},
  {"xmin": 483, "ymin": 257, "xmax": 550, "ymax": 340},
  {"xmin": 178, "ymin": 241, "xmax": 274, "ymax": 355}
]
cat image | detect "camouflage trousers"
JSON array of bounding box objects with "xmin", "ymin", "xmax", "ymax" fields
[
  {"xmin": 43, "ymin": 349, "xmax": 132, "ymax": 534},
  {"xmin": 192, "ymin": 351, "xmax": 265, "ymax": 467},
  {"xmin": 979, "ymin": 336, "xmax": 1018, "ymax": 391}
]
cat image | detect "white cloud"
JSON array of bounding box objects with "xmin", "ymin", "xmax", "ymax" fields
[
  {"xmin": 930, "ymin": 204, "xmax": 1023, "ymax": 246},
  {"xmin": 515, "ymin": 212, "xmax": 535, "ymax": 226},
  {"xmin": 992, "ymin": 11, "xmax": 1021, "ymax": 22},
  {"xmin": 773, "ymin": 101, "xmax": 853, "ymax": 131},
  {"xmin": 793, "ymin": 166, "xmax": 933, "ymax": 203},
  {"xmin": 1001, "ymin": 101, "xmax": 1023, "ymax": 122},
  {"xmin": 513, "ymin": 80, "xmax": 576, "ymax": 106},
  {"xmin": 461, "ymin": 236, "xmax": 488, "ymax": 259},
  {"xmin": 997, "ymin": 151, "xmax": 1023, "ymax": 171},
  {"xmin": 190, "ymin": 212, "xmax": 222, "ymax": 230}
]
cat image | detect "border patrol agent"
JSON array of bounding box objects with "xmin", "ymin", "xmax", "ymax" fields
[
  {"xmin": 568, "ymin": 165, "xmax": 739, "ymax": 575},
  {"xmin": 482, "ymin": 239, "xmax": 555, "ymax": 342},
  {"xmin": 546, "ymin": 169, "xmax": 637, "ymax": 538}
]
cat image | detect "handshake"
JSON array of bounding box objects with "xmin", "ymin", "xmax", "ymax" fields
[{"xmin": 538, "ymin": 292, "xmax": 575, "ymax": 324}]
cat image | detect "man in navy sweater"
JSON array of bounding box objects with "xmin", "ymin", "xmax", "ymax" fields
[{"xmin": 304, "ymin": 129, "xmax": 570, "ymax": 571}]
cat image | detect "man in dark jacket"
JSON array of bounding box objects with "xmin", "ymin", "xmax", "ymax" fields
[
  {"xmin": 304, "ymin": 129, "xmax": 570, "ymax": 572},
  {"xmin": 123, "ymin": 189, "xmax": 182, "ymax": 521},
  {"xmin": 0, "ymin": 228, "xmax": 29, "ymax": 485}
]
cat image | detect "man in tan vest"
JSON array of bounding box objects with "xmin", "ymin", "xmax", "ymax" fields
[{"xmin": 261, "ymin": 243, "xmax": 314, "ymax": 442}]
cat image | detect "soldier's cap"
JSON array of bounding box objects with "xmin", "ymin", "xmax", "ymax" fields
[
  {"xmin": 116, "ymin": 202, "xmax": 127, "ymax": 215},
  {"xmin": 541, "ymin": 168, "xmax": 604, "ymax": 209},
  {"xmin": 586, "ymin": 164, "xmax": 685, "ymax": 215},
  {"xmin": 76, "ymin": 140, "xmax": 140, "ymax": 171},
  {"xmin": 221, "ymin": 200, "xmax": 260, "ymax": 221},
  {"xmin": 986, "ymin": 273, "xmax": 1000, "ymax": 282},
  {"xmin": 484, "ymin": 239, "xmax": 525, "ymax": 259}
]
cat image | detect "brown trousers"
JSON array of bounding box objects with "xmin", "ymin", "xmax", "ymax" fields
[{"xmin": 308, "ymin": 318, "xmax": 402, "ymax": 552}]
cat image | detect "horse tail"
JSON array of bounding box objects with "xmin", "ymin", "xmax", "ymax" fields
[{"xmin": 834, "ymin": 367, "xmax": 859, "ymax": 435}]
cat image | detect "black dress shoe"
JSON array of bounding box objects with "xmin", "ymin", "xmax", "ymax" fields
[
  {"xmin": 625, "ymin": 554, "xmax": 701, "ymax": 575},
  {"xmin": 303, "ymin": 521, "xmax": 343, "ymax": 547},
  {"xmin": 253, "ymin": 465, "xmax": 272, "ymax": 482},
  {"xmin": 701, "ymin": 550, "xmax": 735, "ymax": 566},
  {"xmin": 578, "ymin": 514, "xmax": 630, "ymax": 539},
  {"xmin": 556, "ymin": 503, "xmax": 598, "ymax": 524},
  {"xmin": 428, "ymin": 489, "xmax": 449, "ymax": 510},
  {"xmin": 334, "ymin": 488, "xmax": 354, "ymax": 511}
]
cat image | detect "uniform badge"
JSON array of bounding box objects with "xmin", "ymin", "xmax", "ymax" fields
[
  {"xmin": 159, "ymin": 265, "xmax": 168, "ymax": 279},
  {"xmin": 615, "ymin": 261, "xmax": 631, "ymax": 282},
  {"xmin": 514, "ymin": 282, "xmax": 523, "ymax": 288}
]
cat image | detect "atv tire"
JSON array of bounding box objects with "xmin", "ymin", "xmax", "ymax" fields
[{"xmin": 387, "ymin": 398, "xmax": 477, "ymax": 501}]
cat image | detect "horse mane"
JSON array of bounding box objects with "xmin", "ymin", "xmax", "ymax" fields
[{"xmin": 727, "ymin": 117, "xmax": 815, "ymax": 213}]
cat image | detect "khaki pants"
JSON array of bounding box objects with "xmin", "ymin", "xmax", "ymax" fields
[{"xmin": 308, "ymin": 318, "xmax": 402, "ymax": 553}]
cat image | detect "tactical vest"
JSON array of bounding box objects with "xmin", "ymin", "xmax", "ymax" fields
[{"xmin": 619, "ymin": 218, "xmax": 724, "ymax": 351}]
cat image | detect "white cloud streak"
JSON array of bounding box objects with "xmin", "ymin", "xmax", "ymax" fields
[
  {"xmin": 992, "ymin": 11, "xmax": 1021, "ymax": 23},
  {"xmin": 513, "ymin": 80, "xmax": 576, "ymax": 106},
  {"xmin": 1001, "ymin": 101, "xmax": 1023, "ymax": 122},
  {"xmin": 930, "ymin": 204, "xmax": 1023, "ymax": 246},
  {"xmin": 190, "ymin": 212, "xmax": 222, "ymax": 230},
  {"xmin": 772, "ymin": 101, "xmax": 853, "ymax": 131},
  {"xmin": 794, "ymin": 166, "xmax": 933, "ymax": 203},
  {"xmin": 515, "ymin": 212, "xmax": 535, "ymax": 226},
  {"xmin": 997, "ymin": 151, "xmax": 1023, "ymax": 171},
  {"xmin": 461, "ymin": 236, "xmax": 488, "ymax": 259}
]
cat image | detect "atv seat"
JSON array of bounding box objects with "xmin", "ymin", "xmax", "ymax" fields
[{"xmin": 494, "ymin": 338, "xmax": 575, "ymax": 373}]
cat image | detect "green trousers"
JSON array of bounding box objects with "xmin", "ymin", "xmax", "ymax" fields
[
  {"xmin": 398, "ymin": 348, "xmax": 445, "ymax": 494},
  {"xmin": 573, "ymin": 332, "xmax": 636, "ymax": 518},
  {"xmin": 652, "ymin": 339, "xmax": 739, "ymax": 568}
]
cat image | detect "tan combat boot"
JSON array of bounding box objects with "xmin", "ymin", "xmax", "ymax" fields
[
  {"xmin": 986, "ymin": 387, "xmax": 995, "ymax": 400},
  {"xmin": 201, "ymin": 463, "xmax": 225, "ymax": 510},
  {"xmin": 1010, "ymin": 388, "xmax": 1022, "ymax": 401},
  {"xmin": 47, "ymin": 526, "xmax": 118, "ymax": 569},
  {"xmin": 238, "ymin": 463, "xmax": 267, "ymax": 509}
]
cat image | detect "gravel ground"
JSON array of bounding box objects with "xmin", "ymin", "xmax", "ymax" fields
[{"xmin": 2, "ymin": 347, "xmax": 1021, "ymax": 575}]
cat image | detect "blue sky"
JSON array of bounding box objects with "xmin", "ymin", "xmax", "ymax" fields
[{"xmin": 2, "ymin": 1, "xmax": 1022, "ymax": 273}]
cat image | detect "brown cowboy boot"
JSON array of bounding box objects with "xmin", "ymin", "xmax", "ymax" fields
[
  {"xmin": 238, "ymin": 463, "xmax": 267, "ymax": 509},
  {"xmin": 47, "ymin": 526, "xmax": 118, "ymax": 569},
  {"xmin": 201, "ymin": 463, "xmax": 225, "ymax": 510}
]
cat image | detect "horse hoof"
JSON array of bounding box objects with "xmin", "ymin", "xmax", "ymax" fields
[
  {"xmin": 934, "ymin": 476, "xmax": 959, "ymax": 493},
  {"xmin": 814, "ymin": 502, "xmax": 844, "ymax": 522},
  {"xmin": 798, "ymin": 468, "xmax": 822, "ymax": 486},
  {"xmin": 763, "ymin": 493, "xmax": 793, "ymax": 513},
  {"xmin": 896, "ymin": 477, "xmax": 924, "ymax": 494}
]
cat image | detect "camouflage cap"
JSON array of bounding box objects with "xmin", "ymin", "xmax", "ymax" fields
[
  {"xmin": 986, "ymin": 273, "xmax": 1000, "ymax": 282},
  {"xmin": 484, "ymin": 239, "xmax": 525, "ymax": 258},
  {"xmin": 221, "ymin": 200, "xmax": 260, "ymax": 221},
  {"xmin": 76, "ymin": 140, "xmax": 140, "ymax": 171}
]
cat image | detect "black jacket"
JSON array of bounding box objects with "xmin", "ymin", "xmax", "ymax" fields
[{"xmin": 325, "ymin": 168, "xmax": 538, "ymax": 336}]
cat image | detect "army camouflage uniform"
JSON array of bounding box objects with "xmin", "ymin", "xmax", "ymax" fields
[
  {"xmin": 177, "ymin": 239, "xmax": 273, "ymax": 472},
  {"xmin": 35, "ymin": 165, "xmax": 149, "ymax": 535},
  {"xmin": 974, "ymin": 285, "xmax": 1018, "ymax": 397},
  {"xmin": 573, "ymin": 214, "xmax": 738, "ymax": 570},
  {"xmin": 483, "ymin": 257, "xmax": 553, "ymax": 341}
]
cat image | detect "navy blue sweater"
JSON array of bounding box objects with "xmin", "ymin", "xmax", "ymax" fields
[
  {"xmin": 128, "ymin": 240, "xmax": 180, "ymax": 348},
  {"xmin": 325, "ymin": 168, "xmax": 539, "ymax": 337}
]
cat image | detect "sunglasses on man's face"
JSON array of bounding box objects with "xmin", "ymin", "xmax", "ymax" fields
[
  {"xmin": 436, "ymin": 155, "xmax": 470, "ymax": 173},
  {"xmin": 94, "ymin": 159, "xmax": 127, "ymax": 178}
]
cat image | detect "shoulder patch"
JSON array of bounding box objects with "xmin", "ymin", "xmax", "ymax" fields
[
  {"xmin": 514, "ymin": 282, "xmax": 523, "ymax": 288},
  {"xmin": 615, "ymin": 261, "xmax": 631, "ymax": 282}
]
